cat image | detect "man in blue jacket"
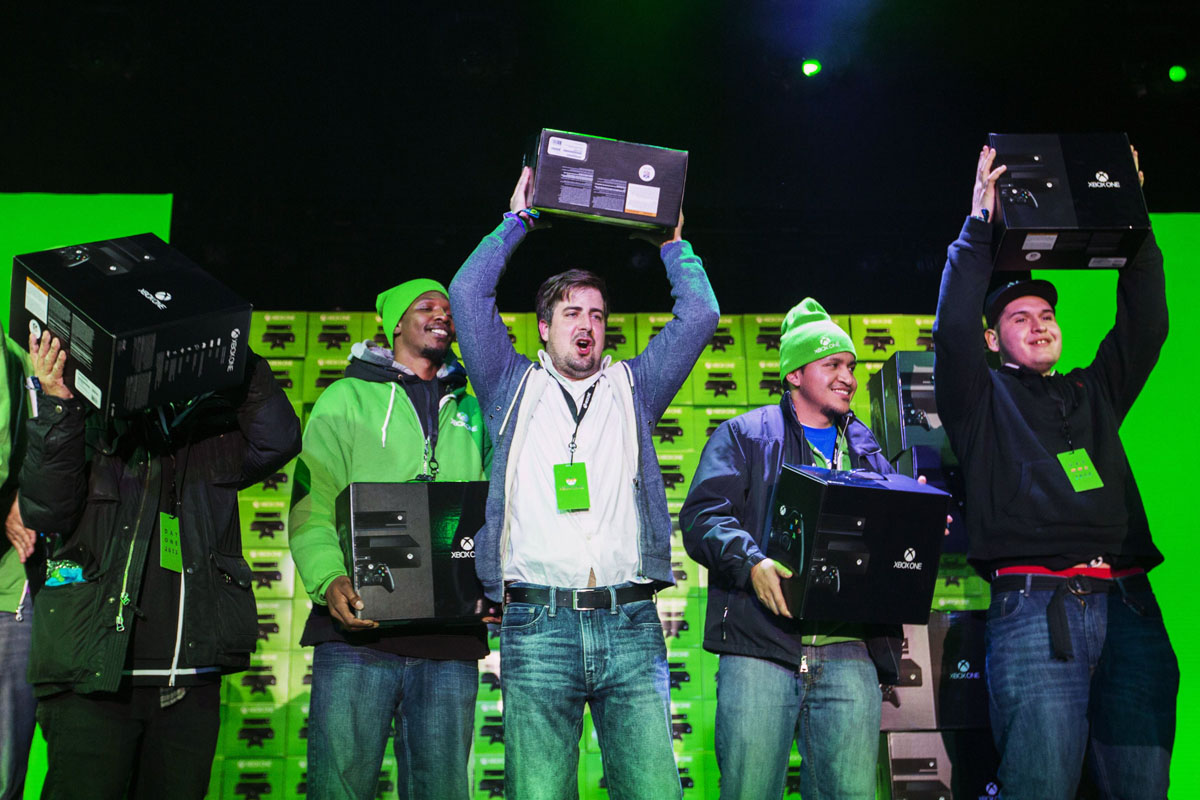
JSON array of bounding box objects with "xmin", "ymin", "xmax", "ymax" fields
[
  {"xmin": 449, "ymin": 167, "xmax": 719, "ymax": 800},
  {"xmin": 681, "ymin": 299, "xmax": 897, "ymax": 800}
]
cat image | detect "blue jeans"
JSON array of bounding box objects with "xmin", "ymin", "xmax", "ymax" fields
[
  {"xmin": 500, "ymin": 586, "xmax": 681, "ymax": 800},
  {"xmin": 0, "ymin": 593, "xmax": 35, "ymax": 800},
  {"xmin": 714, "ymin": 644, "xmax": 881, "ymax": 800},
  {"xmin": 986, "ymin": 579, "xmax": 1178, "ymax": 799},
  {"xmin": 307, "ymin": 641, "xmax": 478, "ymax": 800}
]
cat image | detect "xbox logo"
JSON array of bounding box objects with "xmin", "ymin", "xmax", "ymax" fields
[
  {"xmin": 460, "ymin": 537, "xmax": 474, "ymax": 551},
  {"xmin": 904, "ymin": 548, "xmax": 916, "ymax": 562},
  {"xmin": 958, "ymin": 659, "xmax": 971, "ymax": 672},
  {"xmin": 986, "ymin": 783, "xmax": 999, "ymax": 796},
  {"xmin": 154, "ymin": 291, "xmax": 172, "ymax": 302},
  {"xmin": 1095, "ymin": 171, "xmax": 1109, "ymax": 182}
]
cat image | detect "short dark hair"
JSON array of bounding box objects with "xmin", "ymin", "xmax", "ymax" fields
[{"xmin": 534, "ymin": 269, "xmax": 609, "ymax": 327}]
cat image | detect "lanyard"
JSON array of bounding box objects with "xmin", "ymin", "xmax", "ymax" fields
[{"xmin": 556, "ymin": 380, "xmax": 597, "ymax": 465}]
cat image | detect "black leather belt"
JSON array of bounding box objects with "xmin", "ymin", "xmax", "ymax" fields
[
  {"xmin": 991, "ymin": 572, "xmax": 1151, "ymax": 661},
  {"xmin": 504, "ymin": 583, "xmax": 655, "ymax": 610}
]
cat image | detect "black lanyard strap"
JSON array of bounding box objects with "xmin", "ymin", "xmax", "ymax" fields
[{"xmin": 557, "ymin": 380, "xmax": 597, "ymax": 464}]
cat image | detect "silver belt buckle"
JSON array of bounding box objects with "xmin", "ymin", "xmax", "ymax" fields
[{"xmin": 573, "ymin": 588, "xmax": 602, "ymax": 610}]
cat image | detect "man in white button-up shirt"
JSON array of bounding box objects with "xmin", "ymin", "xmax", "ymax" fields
[{"xmin": 449, "ymin": 167, "xmax": 719, "ymax": 800}]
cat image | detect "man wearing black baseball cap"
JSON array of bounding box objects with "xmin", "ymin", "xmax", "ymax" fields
[{"xmin": 932, "ymin": 145, "xmax": 1177, "ymax": 798}]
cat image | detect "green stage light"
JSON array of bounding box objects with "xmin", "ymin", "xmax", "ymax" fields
[
  {"xmin": 1169, "ymin": 65, "xmax": 1187, "ymax": 82},
  {"xmin": 801, "ymin": 59, "xmax": 822, "ymax": 77}
]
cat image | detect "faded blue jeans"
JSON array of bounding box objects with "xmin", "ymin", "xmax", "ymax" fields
[
  {"xmin": 986, "ymin": 578, "xmax": 1178, "ymax": 799},
  {"xmin": 714, "ymin": 644, "xmax": 881, "ymax": 800},
  {"xmin": 307, "ymin": 641, "xmax": 478, "ymax": 800},
  {"xmin": 500, "ymin": 586, "xmax": 681, "ymax": 800},
  {"xmin": 0, "ymin": 592, "xmax": 35, "ymax": 800}
]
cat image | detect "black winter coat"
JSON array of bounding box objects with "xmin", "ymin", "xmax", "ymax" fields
[{"xmin": 19, "ymin": 351, "xmax": 301, "ymax": 696}]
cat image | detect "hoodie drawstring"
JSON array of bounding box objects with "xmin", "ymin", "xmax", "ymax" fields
[{"xmin": 381, "ymin": 383, "xmax": 397, "ymax": 448}]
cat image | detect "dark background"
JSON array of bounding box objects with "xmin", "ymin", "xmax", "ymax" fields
[{"xmin": 3, "ymin": 1, "xmax": 1196, "ymax": 315}]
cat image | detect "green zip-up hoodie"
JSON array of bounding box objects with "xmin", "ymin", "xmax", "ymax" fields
[{"xmin": 289, "ymin": 342, "xmax": 491, "ymax": 606}]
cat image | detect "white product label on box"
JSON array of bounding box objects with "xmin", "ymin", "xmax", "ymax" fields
[
  {"xmin": 625, "ymin": 184, "xmax": 661, "ymax": 217},
  {"xmin": 1022, "ymin": 233, "xmax": 1058, "ymax": 250},
  {"xmin": 1088, "ymin": 256, "xmax": 1127, "ymax": 268},
  {"xmin": 638, "ymin": 164, "xmax": 655, "ymax": 181},
  {"xmin": 24, "ymin": 278, "xmax": 48, "ymax": 322},
  {"xmin": 547, "ymin": 137, "xmax": 588, "ymax": 161},
  {"xmin": 74, "ymin": 370, "xmax": 102, "ymax": 409}
]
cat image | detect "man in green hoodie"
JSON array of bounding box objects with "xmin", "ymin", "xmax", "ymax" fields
[
  {"xmin": 0, "ymin": 325, "xmax": 33, "ymax": 800},
  {"xmin": 289, "ymin": 278, "xmax": 491, "ymax": 800}
]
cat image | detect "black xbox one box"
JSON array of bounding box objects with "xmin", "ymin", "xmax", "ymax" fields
[
  {"xmin": 525, "ymin": 128, "xmax": 687, "ymax": 231},
  {"xmin": 987, "ymin": 132, "xmax": 1149, "ymax": 270},
  {"xmin": 10, "ymin": 234, "xmax": 252, "ymax": 419}
]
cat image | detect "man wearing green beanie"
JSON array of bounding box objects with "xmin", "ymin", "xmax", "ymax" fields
[
  {"xmin": 289, "ymin": 278, "xmax": 491, "ymax": 800},
  {"xmin": 681, "ymin": 297, "xmax": 900, "ymax": 800}
]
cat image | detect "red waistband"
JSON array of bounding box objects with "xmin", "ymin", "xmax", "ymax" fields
[{"xmin": 995, "ymin": 565, "xmax": 1146, "ymax": 579}]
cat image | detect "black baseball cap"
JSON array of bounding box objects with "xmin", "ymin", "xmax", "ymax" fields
[{"xmin": 984, "ymin": 279, "xmax": 1058, "ymax": 329}]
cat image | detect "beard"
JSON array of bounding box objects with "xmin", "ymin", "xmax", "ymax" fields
[{"xmin": 420, "ymin": 341, "xmax": 451, "ymax": 363}]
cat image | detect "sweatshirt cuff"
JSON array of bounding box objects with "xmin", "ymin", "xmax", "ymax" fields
[{"xmin": 962, "ymin": 215, "xmax": 993, "ymax": 242}]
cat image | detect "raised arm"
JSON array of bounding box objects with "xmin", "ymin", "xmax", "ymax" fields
[
  {"xmin": 932, "ymin": 146, "xmax": 1007, "ymax": 426},
  {"xmin": 448, "ymin": 168, "xmax": 539, "ymax": 414},
  {"xmin": 1083, "ymin": 147, "xmax": 1168, "ymax": 420},
  {"xmin": 232, "ymin": 350, "xmax": 302, "ymax": 488},
  {"xmin": 627, "ymin": 212, "xmax": 720, "ymax": 421},
  {"xmin": 18, "ymin": 332, "xmax": 88, "ymax": 534}
]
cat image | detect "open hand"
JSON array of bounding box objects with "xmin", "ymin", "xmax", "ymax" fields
[
  {"xmin": 29, "ymin": 331, "xmax": 73, "ymax": 400},
  {"xmin": 972, "ymin": 146, "xmax": 1007, "ymax": 221}
]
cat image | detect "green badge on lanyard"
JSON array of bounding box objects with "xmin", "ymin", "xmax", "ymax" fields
[
  {"xmin": 160, "ymin": 513, "xmax": 183, "ymax": 573},
  {"xmin": 1057, "ymin": 449, "xmax": 1104, "ymax": 492},
  {"xmin": 554, "ymin": 462, "xmax": 591, "ymax": 512}
]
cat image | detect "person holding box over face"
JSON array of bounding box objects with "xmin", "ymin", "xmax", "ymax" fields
[
  {"xmin": 680, "ymin": 300, "xmax": 900, "ymax": 800},
  {"xmin": 932, "ymin": 144, "xmax": 1177, "ymax": 798},
  {"xmin": 19, "ymin": 331, "xmax": 300, "ymax": 800},
  {"xmin": 288, "ymin": 278, "xmax": 491, "ymax": 800},
  {"xmin": 449, "ymin": 166, "xmax": 719, "ymax": 800}
]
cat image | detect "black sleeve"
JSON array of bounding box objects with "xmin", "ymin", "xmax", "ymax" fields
[
  {"xmin": 1081, "ymin": 231, "xmax": 1168, "ymax": 421},
  {"xmin": 932, "ymin": 217, "xmax": 995, "ymax": 428},
  {"xmin": 231, "ymin": 350, "xmax": 303, "ymax": 489},
  {"xmin": 18, "ymin": 396, "xmax": 89, "ymax": 534}
]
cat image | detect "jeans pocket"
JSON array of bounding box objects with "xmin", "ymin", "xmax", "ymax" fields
[
  {"xmin": 987, "ymin": 589, "xmax": 1025, "ymax": 622},
  {"xmin": 500, "ymin": 602, "xmax": 544, "ymax": 631},
  {"xmin": 1121, "ymin": 588, "xmax": 1164, "ymax": 620},
  {"xmin": 617, "ymin": 598, "xmax": 664, "ymax": 630}
]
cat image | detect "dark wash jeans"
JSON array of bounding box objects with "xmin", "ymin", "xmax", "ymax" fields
[
  {"xmin": 986, "ymin": 578, "xmax": 1178, "ymax": 799},
  {"xmin": 714, "ymin": 644, "xmax": 881, "ymax": 800},
  {"xmin": 307, "ymin": 641, "xmax": 478, "ymax": 800},
  {"xmin": 36, "ymin": 682, "xmax": 221, "ymax": 800},
  {"xmin": 500, "ymin": 585, "xmax": 681, "ymax": 800},
  {"xmin": 0, "ymin": 593, "xmax": 35, "ymax": 800}
]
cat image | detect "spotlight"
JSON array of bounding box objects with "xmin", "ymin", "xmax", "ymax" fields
[
  {"xmin": 1168, "ymin": 65, "xmax": 1188, "ymax": 82},
  {"xmin": 801, "ymin": 59, "xmax": 822, "ymax": 77}
]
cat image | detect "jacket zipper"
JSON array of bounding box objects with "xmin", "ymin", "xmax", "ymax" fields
[
  {"xmin": 115, "ymin": 464, "xmax": 154, "ymax": 632},
  {"xmin": 167, "ymin": 569, "xmax": 186, "ymax": 686}
]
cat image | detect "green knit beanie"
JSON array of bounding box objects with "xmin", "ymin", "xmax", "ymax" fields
[
  {"xmin": 375, "ymin": 279, "xmax": 449, "ymax": 345},
  {"xmin": 779, "ymin": 298, "xmax": 856, "ymax": 379}
]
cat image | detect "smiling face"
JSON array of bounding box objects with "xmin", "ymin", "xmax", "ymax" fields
[
  {"xmin": 985, "ymin": 295, "xmax": 1062, "ymax": 375},
  {"xmin": 785, "ymin": 351, "xmax": 857, "ymax": 426},
  {"xmin": 538, "ymin": 286, "xmax": 606, "ymax": 380},
  {"xmin": 393, "ymin": 290, "xmax": 454, "ymax": 365}
]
